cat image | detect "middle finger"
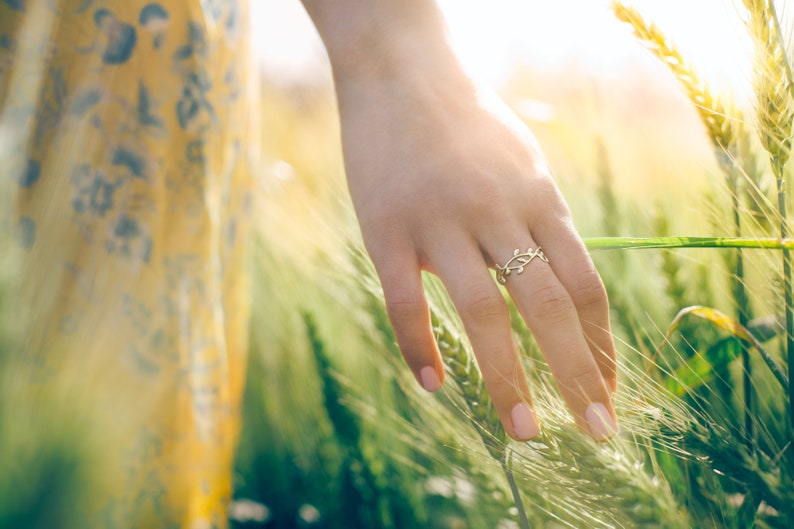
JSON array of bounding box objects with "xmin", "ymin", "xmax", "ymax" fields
[
  {"xmin": 426, "ymin": 231, "xmax": 540, "ymax": 441},
  {"xmin": 486, "ymin": 232, "xmax": 617, "ymax": 440}
]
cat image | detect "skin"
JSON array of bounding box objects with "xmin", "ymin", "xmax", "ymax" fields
[{"xmin": 300, "ymin": 0, "xmax": 618, "ymax": 441}]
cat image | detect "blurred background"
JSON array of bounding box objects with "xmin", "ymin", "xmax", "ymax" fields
[{"xmin": 5, "ymin": 1, "xmax": 791, "ymax": 528}]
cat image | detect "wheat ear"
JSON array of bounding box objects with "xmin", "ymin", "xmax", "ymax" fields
[
  {"xmin": 612, "ymin": 1, "xmax": 766, "ymax": 442},
  {"xmin": 432, "ymin": 314, "xmax": 507, "ymax": 461},
  {"xmin": 743, "ymin": 0, "xmax": 794, "ymax": 171},
  {"xmin": 674, "ymin": 414, "xmax": 794, "ymax": 521},
  {"xmin": 502, "ymin": 409, "xmax": 688, "ymax": 528},
  {"xmin": 612, "ymin": 2, "xmax": 737, "ymax": 166},
  {"xmin": 742, "ymin": 0, "xmax": 794, "ymax": 442}
]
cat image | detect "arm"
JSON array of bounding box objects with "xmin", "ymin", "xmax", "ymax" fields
[{"xmin": 301, "ymin": 0, "xmax": 618, "ymax": 441}]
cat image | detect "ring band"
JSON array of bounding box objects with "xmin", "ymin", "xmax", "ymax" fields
[{"xmin": 495, "ymin": 247, "xmax": 549, "ymax": 284}]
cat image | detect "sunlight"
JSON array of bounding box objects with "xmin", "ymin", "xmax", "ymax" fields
[
  {"xmin": 255, "ymin": 0, "xmax": 754, "ymax": 100},
  {"xmin": 438, "ymin": 0, "xmax": 752, "ymax": 95}
]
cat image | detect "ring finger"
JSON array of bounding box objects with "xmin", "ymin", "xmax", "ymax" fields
[{"xmin": 486, "ymin": 232, "xmax": 617, "ymax": 441}]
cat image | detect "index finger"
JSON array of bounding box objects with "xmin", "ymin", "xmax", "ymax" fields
[{"xmin": 428, "ymin": 236, "xmax": 541, "ymax": 442}]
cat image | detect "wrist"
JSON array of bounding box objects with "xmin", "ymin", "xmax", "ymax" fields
[{"xmin": 303, "ymin": 1, "xmax": 467, "ymax": 84}]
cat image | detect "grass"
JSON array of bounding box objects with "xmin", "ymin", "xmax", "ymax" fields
[{"xmin": 5, "ymin": 2, "xmax": 794, "ymax": 528}]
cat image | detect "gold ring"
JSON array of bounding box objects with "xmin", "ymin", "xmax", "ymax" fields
[{"xmin": 495, "ymin": 247, "xmax": 548, "ymax": 284}]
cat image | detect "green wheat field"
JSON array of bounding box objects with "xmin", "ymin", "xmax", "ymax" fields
[{"xmin": 5, "ymin": 1, "xmax": 794, "ymax": 528}]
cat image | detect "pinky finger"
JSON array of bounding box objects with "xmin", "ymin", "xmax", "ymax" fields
[{"xmin": 374, "ymin": 252, "xmax": 445, "ymax": 392}]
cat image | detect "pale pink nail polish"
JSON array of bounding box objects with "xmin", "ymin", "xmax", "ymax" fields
[
  {"xmin": 511, "ymin": 403, "xmax": 540, "ymax": 440},
  {"xmin": 420, "ymin": 366, "xmax": 441, "ymax": 392},
  {"xmin": 585, "ymin": 402, "xmax": 619, "ymax": 441}
]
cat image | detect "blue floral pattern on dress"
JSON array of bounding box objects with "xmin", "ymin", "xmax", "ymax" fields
[
  {"xmin": 14, "ymin": 215, "xmax": 35, "ymax": 248},
  {"xmin": 71, "ymin": 164, "xmax": 118, "ymax": 216},
  {"xmin": 139, "ymin": 3, "xmax": 169, "ymax": 49},
  {"xmin": 0, "ymin": 1, "xmax": 252, "ymax": 527},
  {"xmin": 17, "ymin": 159, "xmax": 40, "ymax": 187},
  {"xmin": 94, "ymin": 9, "xmax": 138, "ymax": 64},
  {"xmin": 1, "ymin": 0, "xmax": 25, "ymax": 12}
]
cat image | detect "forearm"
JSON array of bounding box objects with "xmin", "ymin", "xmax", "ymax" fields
[{"xmin": 300, "ymin": 0, "xmax": 468, "ymax": 84}]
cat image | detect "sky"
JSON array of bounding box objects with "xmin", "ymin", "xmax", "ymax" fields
[{"xmin": 251, "ymin": 0, "xmax": 756, "ymax": 99}]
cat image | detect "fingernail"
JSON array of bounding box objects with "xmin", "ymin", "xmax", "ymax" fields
[
  {"xmin": 585, "ymin": 402, "xmax": 618, "ymax": 441},
  {"xmin": 511, "ymin": 403, "xmax": 540, "ymax": 440},
  {"xmin": 419, "ymin": 366, "xmax": 441, "ymax": 392}
]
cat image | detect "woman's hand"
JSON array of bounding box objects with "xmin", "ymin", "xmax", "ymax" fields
[{"xmin": 302, "ymin": 0, "xmax": 618, "ymax": 441}]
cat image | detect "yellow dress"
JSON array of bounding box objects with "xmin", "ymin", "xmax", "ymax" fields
[{"xmin": 0, "ymin": 1, "xmax": 254, "ymax": 527}]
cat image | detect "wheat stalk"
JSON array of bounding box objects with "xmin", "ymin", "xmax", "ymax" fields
[
  {"xmin": 742, "ymin": 0, "xmax": 794, "ymax": 441},
  {"xmin": 351, "ymin": 249, "xmax": 690, "ymax": 527},
  {"xmin": 423, "ymin": 275, "xmax": 691, "ymax": 528},
  {"xmin": 347, "ymin": 253, "xmax": 531, "ymax": 525},
  {"xmin": 612, "ymin": 3, "xmax": 737, "ymax": 166},
  {"xmin": 350, "ymin": 252, "xmax": 508, "ymax": 461},
  {"xmin": 611, "ymin": 1, "xmax": 767, "ymax": 442},
  {"xmin": 516, "ymin": 421, "xmax": 689, "ymax": 528},
  {"xmin": 671, "ymin": 412, "xmax": 794, "ymax": 522},
  {"xmin": 612, "ymin": 1, "xmax": 776, "ymax": 227},
  {"xmin": 743, "ymin": 0, "xmax": 794, "ymax": 171},
  {"xmin": 432, "ymin": 313, "xmax": 507, "ymax": 461},
  {"xmin": 427, "ymin": 306, "xmax": 537, "ymax": 528}
]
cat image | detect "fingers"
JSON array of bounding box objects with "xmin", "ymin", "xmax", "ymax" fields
[
  {"xmin": 368, "ymin": 237, "xmax": 445, "ymax": 392},
  {"xmin": 428, "ymin": 235, "xmax": 540, "ymax": 441},
  {"xmin": 533, "ymin": 217, "xmax": 617, "ymax": 392},
  {"xmin": 487, "ymin": 230, "xmax": 618, "ymax": 441},
  {"xmin": 365, "ymin": 210, "xmax": 617, "ymax": 442}
]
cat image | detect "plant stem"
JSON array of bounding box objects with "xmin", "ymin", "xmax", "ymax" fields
[
  {"xmin": 583, "ymin": 236, "xmax": 794, "ymax": 250},
  {"xmin": 729, "ymin": 172, "xmax": 754, "ymax": 445},
  {"xmin": 736, "ymin": 245, "xmax": 754, "ymax": 445},
  {"xmin": 775, "ymin": 164, "xmax": 794, "ymax": 443},
  {"xmin": 767, "ymin": 0, "xmax": 794, "ymax": 456},
  {"xmin": 771, "ymin": 0, "xmax": 794, "ymax": 104},
  {"xmin": 502, "ymin": 448, "xmax": 531, "ymax": 529}
]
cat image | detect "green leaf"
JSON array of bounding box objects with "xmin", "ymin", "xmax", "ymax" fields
[
  {"xmin": 656, "ymin": 306, "xmax": 788, "ymax": 393},
  {"xmin": 665, "ymin": 338, "xmax": 739, "ymax": 397}
]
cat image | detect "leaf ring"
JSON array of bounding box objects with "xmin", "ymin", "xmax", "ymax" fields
[{"xmin": 495, "ymin": 247, "xmax": 549, "ymax": 284}]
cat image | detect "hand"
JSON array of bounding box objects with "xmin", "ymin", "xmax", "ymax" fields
[
  {"xmin": 302, "ymin": 0, "xmax": 618, "ymax": 441},
  {"xmin": 336, "ymin": 69, "xmax": 617, "ymax": 441}
]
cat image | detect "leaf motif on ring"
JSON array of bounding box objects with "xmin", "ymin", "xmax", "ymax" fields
[{"xmin": 495, "ymin": 247, "xmax": 548, "ymax": 284}]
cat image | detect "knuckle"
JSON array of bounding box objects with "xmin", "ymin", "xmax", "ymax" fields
[
  {"xmin": 458, "ymin": 176, "xmax": 509, "ymax": 218},
  {"xmin": 486, "ymin": 369, "xmax": 522, "ymax": 404},
  {"xmin": 563, "ymin": 366, "xmax": 607, "ymax": 397},
  {"xmin": 533, "ymin": 178, "xmax": 570, "ymax": 216},
  {"xmin": 386, "ymin": 292, "xmax": 426, "ymax": 325},
  {"xmin": 460, "ymin": 288, "xmax": 507, "ymax": 323},
  {"xmin": 570, "ymin": 271, "xmax": 607, "ymax": 311},
  {"xmin": 529, "ymin": 284, "xmax": 574, "ymax": 324},
  {"xmin": 396, "ymin": 337, "xmax": 431, "ymax": 366}
]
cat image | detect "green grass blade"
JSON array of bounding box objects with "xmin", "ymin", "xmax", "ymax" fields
[{"xmin": 584, "ymin": 236, "xmax": 794, "ymax": 250}]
